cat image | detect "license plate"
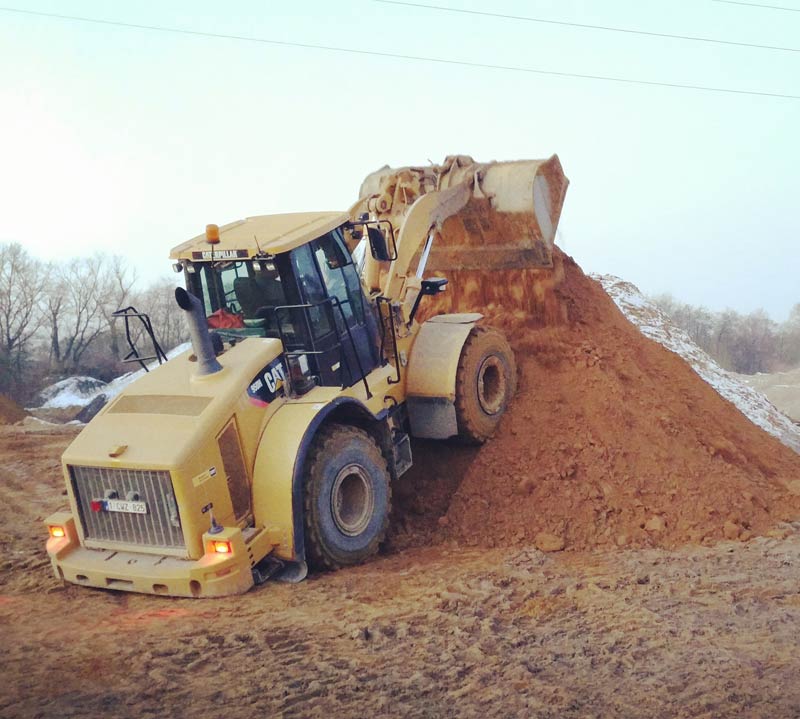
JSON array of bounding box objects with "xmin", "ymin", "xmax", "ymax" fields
[{"xmin": 105, "ymin": 499, "xmax": 148, "ymax": 514}]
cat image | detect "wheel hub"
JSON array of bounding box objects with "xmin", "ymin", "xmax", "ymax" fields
[
  {"xmin": 477, "ymin": 356, "xmax": 505, "ymax": 415},
  {"xmin": 331, "ymin": 464, "xmax": 374, "ymax": 537}
]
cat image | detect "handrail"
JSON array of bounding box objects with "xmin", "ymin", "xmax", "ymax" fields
[
  {"xmin": 270, "ymin": 298, "xmax": 372, "ymax": 399},
  {"xmin": 111, "ymin": 306, "xmax": 168, "ymax": 372},
  {"xmin": 376, "ymin": 296, "xmax": 401, "ymax": 385}
]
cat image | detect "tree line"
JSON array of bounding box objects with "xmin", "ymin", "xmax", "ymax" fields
[
  {"xmin": 651, "ymin": 294, "xmax": 800, "ymax": 375},
  {"xmin": 0, "ymin": 242, "xmax": 187, "ymax": 404}
]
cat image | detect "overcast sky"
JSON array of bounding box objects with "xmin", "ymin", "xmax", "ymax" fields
[{"xmin": 1, "ymin": 0, "xmax": 797, "ymax": 319}]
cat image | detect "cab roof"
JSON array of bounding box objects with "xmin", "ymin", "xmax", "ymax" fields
[{"xmin": 169, "ymin": 211, "xmax": 349, "ymax": 261}]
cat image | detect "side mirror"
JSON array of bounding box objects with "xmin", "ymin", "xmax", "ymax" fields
[
  {"xmin": 420, "ymin": 278, "xmax": 448, "ymax": 295},
  {"xmin": 367, "ymin": 226, "xmax": 392, "ymax": 262},
  {"xmin": 409, "ymin": 277, "xmax": 449, "ymax": 324}
]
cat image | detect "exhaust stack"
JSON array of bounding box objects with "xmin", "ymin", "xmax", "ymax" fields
[{"xmin": 174, "ymin": 287, "xmax": 223, "ymax": 376}]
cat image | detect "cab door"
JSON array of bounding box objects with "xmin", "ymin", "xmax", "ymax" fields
[
  {"xmin": 311, "ymin": 229, "xmax": 381, "ymax": 387},
  {"xmin": 284, "ymin": 230, "xmax": 380, "ymax": 389}
]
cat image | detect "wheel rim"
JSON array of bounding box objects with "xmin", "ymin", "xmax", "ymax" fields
[
  {"xmin": 477, "ymin": 356, "xmax": 506, "ymax": 415},
  {"xmin": 331, "ymin": 464, "xmax": 374, "ymax": 537}
]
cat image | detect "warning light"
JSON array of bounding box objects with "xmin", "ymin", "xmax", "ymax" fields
[
  {"xmin": 48, "ymin": 525, "xmax": 66, "ymax": 539},
  {"xmin": 205, "ymin": 224, "xmax": 220, "ymax": 245},
  {"xmin": 212, "ymin": 540, "xmax": 232, "ymax": 555}
]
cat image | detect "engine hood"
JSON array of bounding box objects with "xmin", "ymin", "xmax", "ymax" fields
[{"xmin": 63, "ymin": 337, "xmax": 285, "ymax": 471}]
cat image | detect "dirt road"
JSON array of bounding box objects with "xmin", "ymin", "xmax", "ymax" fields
[{"xmin": 3, "ymin": 424, "xmax": 800, "ymax": 718}]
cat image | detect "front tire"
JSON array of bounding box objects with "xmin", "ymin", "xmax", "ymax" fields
[
  {"xmin": 303, "ymin": 424, "xmax": 391, "ymax": 571},
  {"xmin": 455, "ymin": 326, "xmax": 517, "ymax": 444}
]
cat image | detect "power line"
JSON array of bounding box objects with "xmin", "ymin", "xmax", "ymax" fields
[
  {"xmin": 376, "ymin": 0, "xmax": 800, "ymax": 54},
  {"xmin": 711, "ymin": 0, "xmax": 800, "ymax": 11},
  {"xmin": 0, "ymin": 6, "xmax": 798, "ymax": 101}
]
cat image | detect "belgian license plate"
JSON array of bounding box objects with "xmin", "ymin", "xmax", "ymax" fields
[{"xmin": 106, "ymin": 499, "xmax": 148, "ymax": 514}]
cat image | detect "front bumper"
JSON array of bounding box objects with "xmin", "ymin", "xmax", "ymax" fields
[{"xmin": 44, "ymin": 512, "xmax": 254, "ymax": 598}]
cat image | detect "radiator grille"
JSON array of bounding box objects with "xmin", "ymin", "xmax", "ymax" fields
[{"xmin": 70, "ymin": 465, "xmax": 184, "ymax": 549}]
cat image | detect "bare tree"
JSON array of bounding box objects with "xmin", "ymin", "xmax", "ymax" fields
[
  {"xmin": 712, "ymin": 309, "xmax": 741, "ymax": 371},
  {"xmin": 777, "ymin": 303, "xmax": 800, "ymax": 368},
  {"xmin": 99, "ymin": 255, "xmax": 138, "ymax": 360},
  {"xmin": 0, "ymin": 243, "xmax": 46, "ymax": 397},
  {"xmin": 135, "ymin": 278, "xmax": 187, "ymax": 353},
  {"xmin": 48, "ymin": 255, "xmax": 112, "ymax": 373},
  {"xmin": 651, "ymin": 296, "xmax": 797, "ymax": 374},
  {"xmin": 728, "ymin": 309, "xmax": 776, "ymax": 374}
]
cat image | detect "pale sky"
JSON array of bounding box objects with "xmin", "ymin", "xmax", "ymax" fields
[{"xmin": 1, "ymin": 0, "xmax": 797, "ymax": 319}]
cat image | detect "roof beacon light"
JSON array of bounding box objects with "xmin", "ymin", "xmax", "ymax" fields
[
  {"xmin": 48, "ymin": 525, "xmax": 66, "ymax": 539},
  {"xmin": 205, "ymin": 224, "xmax": 220, "ymax": 245}
]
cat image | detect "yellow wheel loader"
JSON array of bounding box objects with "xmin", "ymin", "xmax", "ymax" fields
[{"xmin": 44, "ymin": 155, "xmax": 568, "ymax": 597}]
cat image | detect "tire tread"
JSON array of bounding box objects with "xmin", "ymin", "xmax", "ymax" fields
[
  {"xmin": 303, "ymin": 424, "xmax": 391, "ymax": 571},
  {"xmin": 454, "ymin": 326, "xmax": 516, "ymax": 444}
]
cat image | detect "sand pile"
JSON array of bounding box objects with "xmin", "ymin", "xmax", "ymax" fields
[
  {"xmin": 0, "ymin": 394, "xmax": 26, "ymax": 424},
  {"xmin": 393, "ymin": 250, "xmax": 800, "ymax": 552}
]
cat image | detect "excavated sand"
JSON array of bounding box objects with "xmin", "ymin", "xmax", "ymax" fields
[
  {"xmin": 7, "ymin": 425, "xmax": 800, "ymax": 718},
  {"xmin": 0, "ymin": 395, "xmax": 26, "ymax": 425},
  {"xmin": 393, "ymin": 249, "xmax": 800, "ymax": 552}
]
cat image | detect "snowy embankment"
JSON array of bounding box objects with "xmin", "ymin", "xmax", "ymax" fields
[
  {"xmin": 35, "ymin": 376, "xmax": 108, "ymax": 409},
  {"xmin": 30, "ymin": 343, "xmax": 191, "ymax": 415},
  {"xmin": 593, "ymin": 274, "xmax": 800, "ymax": 454}
]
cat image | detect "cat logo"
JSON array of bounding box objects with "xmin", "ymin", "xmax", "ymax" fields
[
  {"xmin": 191, "ymin": 249, "xmax": 248, "ymax": 260},
  {"xmin": 247, "ymin": 358, "xmax": 287, "ymax": 406}
]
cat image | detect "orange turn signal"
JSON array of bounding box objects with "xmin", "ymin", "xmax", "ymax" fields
[
  {"xmin": 212, "ymin": 540, "xmax": 232, "ymax": 554},
  {"xmin": 48, "ymin": 525, "xmax": 66, "ymax": 539}
]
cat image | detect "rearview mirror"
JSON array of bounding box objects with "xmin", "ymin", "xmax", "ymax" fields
[{"xmin": 367, "ymin": 226, "xmax": 392, "ymax": 262}]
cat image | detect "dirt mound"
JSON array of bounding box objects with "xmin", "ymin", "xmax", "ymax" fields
[
  {"xmin": 0, "ymin": 394, "xmax": 27, "ymax": 424},
  {"xmin": 391, "ymin": 250, "xmax": 800, "ymax": 552}
]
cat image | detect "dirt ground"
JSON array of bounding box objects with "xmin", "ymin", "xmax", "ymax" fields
[
  {"xmin": 4, "ymin": 424, "xmax": 800, "ymax": 719},
  {"xmin": 738, "ymin": 367, "xmax": 800, "ymax": 424}
]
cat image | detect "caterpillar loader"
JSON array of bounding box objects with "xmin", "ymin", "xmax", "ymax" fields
[{"xmin": 44, "ymin": 154, "xmax": 568, "ymax": 597}]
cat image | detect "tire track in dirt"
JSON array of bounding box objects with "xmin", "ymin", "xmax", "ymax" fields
[
  {"xmin": 0, "ymin": 426, "xmax": 78, "ymax": 594},
  {"xmin": 7, "ymin": 534, "xmax": 800, "ymax": 718}
]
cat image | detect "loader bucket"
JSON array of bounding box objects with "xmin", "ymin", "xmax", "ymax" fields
[
  {"xmin": 352, "ymin": 155, "xmax": 569, "ymax": 323},
  {"xmin": 430, "ymin": 155, "xmax": 568, "ymax": 272}
]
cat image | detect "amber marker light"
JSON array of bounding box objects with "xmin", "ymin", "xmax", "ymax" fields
[
  {"xmin": 212, "ymin": 540, "xmax": 232, "ymax": 554},
  {"xmin": 205, "ymin": 224, "xmax": 220, "ymax": 244},
  {"xmin": 48, "ymin": 525, "xmax": 66, "ymax": 539}
]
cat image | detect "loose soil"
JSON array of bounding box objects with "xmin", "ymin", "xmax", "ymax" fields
[
  {"xmin": 4, "ymin": 425, "xmax": 800, "ymax": 718},
  {"xmin": 0, "ymin": 394, "xmax": 26, "ymax": 425},
  {"xmin": 398, "ymin": 250, "xmax": 800, "ymax": 554},
  {"xmin": 447, "ymin": 251, "xmax": 800, "ymax": 550}
]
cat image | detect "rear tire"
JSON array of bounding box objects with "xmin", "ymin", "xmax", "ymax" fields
[
  {"xmin": 455, "ymin": 326, "xmax": 517, "ymax": 444},
  {"xmin": 303, "ymin": 424, "xmax": 391, "ymax": 571}
]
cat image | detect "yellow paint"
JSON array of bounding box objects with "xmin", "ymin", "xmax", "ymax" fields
[
  {"xmin": 405, "ymin": 318, "xmax": 477, "ymax": 401},
  {"xmin": 170, "ymin": 212, "xmax": 348, "ymax": 261}
]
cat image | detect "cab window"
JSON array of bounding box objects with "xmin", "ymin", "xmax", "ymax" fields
[
  {"xmin": 313, "ymin": 229, "xmax": 365, "ymax": 326},
  {"xmin": 291, "ymin": 244, "xmax": 334, "ymax": 339}
]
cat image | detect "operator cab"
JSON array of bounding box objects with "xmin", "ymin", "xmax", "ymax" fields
[{"xmin": 184, "ymin": 225, "xmax": 382, "ymax": 392}]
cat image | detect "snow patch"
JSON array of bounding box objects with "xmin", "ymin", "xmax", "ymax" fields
[
  {"xmin": 29, "ymin": 343, "xmax": 191, "ymax": 411},
  {"xmin": 34, "ymin": 376, "xmax": 108, "ymax": 409}
]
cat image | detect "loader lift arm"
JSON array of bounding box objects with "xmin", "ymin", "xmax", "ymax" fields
[{"xmin": 350, "ymin": 154, "xmax": 569, "ymax": 320}]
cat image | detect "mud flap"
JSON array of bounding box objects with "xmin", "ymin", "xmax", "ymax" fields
[
  {"xmin": 406, "ymin": 396, "xmax": 458, "ymax": 440},
  {"xmin": 251, "ymin": 557, "xmax": 308, "ymax": 585},
  {"xmin": 274, "ymin": 560, "xmax": 308, "ymax": 584}
]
